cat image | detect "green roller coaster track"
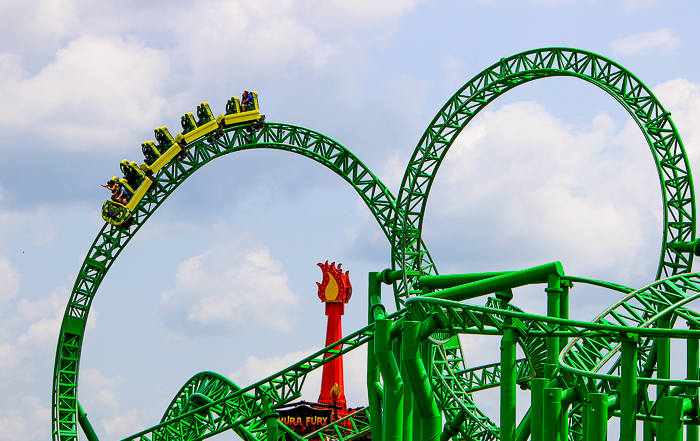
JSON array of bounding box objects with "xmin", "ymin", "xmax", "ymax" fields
[{"xmin": 53, "ymin": 47, "xmax": 699, "ymax": 441}]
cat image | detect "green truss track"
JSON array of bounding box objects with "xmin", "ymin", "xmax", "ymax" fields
[
  {"xmin": 392, "ymin": 46, "xmax": 695, "ymax": 303},
  {"xmin": 52, "ymin": 121, "xmax": 459, "ymax": 441},
  {"xmin": 53, "ymin": 47, "xmax": 698, "ymax": 441}
]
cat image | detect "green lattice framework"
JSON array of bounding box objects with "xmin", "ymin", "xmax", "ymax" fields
[
  {"xmin": 305, "ymin": 407, "xmax": 371, "ymax": 441},
  {"xmin": 52, "ymin": 47, "xmax": 698, "ymax": 441},
  {"xmin": 392, "ymin": 47, "xmax": 695, "ymax": 302},
  {"xmin": 52, "ymin": 121, "xmax": 476, "ymax": 441}
]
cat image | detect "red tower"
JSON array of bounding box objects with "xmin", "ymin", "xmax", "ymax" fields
[{"xmin": 316, "ymin": 261, "xmax": 352, "ymax": 416}]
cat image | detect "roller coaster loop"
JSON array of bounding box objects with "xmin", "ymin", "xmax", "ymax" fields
[{"xmin": 53, "ymin": 47, "xmax": 698, "ymax": 441}]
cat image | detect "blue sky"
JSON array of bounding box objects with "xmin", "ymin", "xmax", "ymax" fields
[{"xmin": 1, "ymin": 0, "xmax": 700, "ymax": 439}]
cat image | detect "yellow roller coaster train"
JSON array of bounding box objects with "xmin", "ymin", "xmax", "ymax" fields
[{"xmin": 101, "ymin": 91, "xmax": 265, "ymax": 227}]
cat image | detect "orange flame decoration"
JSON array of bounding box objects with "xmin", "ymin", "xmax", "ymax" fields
[{"xmin": 316, "ymin": 261, "xmax": 352, "ymax": 303}]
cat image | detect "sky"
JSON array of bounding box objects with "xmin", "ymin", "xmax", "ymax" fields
[{"xmin": 1, "ymin": 0, "xmax": 700, "ymax": 439}]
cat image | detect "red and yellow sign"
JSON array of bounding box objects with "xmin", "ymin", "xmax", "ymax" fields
[
  {"xmin": 277, "ymin": 405, "xmax": 332, "ymax": 437},
  {"xmin": 316, "ymin": 261, "xmax": 352, "ymax": 303}
]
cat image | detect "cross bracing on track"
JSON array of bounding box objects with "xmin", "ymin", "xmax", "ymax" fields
[
  {"xmin": 392, "ymin": 47, "xmax": 695, "ymax": 306},
  {"xmin": 54, "ymin": 46, "xmax": 700, "ymax": 441},
  {"xmin": 52, "ymin": 117, "xmax": 458, "ymax": 441}
]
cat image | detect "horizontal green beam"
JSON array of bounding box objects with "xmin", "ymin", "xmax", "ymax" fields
[{"xmin": 424, "ymin": 262, "xmax": 563, "ymax": 301}]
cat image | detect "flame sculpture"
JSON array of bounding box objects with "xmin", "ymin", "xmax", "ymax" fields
[
  {"xmin": 316, "ymin": 261, "xmax": 352, "ymax": 305},
  {"xmin": 316, "ymin": 261, "xmax": 350, "ymax": 416}
]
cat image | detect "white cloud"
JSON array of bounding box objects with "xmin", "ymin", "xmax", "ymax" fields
[
  {"xmin": 0, "ymin": 35, "xmax": 170, "ymax": 152},
  {"xmin": 0, "ymin": 207, "xmax": 57, "ymax": 248},
  {"xmin": 0, "ymin": 286, "xmax": 69, "ymax": 375},
  {"xmin": 82, "ymin": 369, "xmax": 124, "ymax": 409},
  {"xmin": 442, "ymin": 54, "xmax": 465, "ymax": 96},
  {"xmin": 425, "ymin": 100, "xmax": 661, "ymax": 283},
  {"xmin": 326, "ymin": 0, "xmax": 423, "ymax": 22},
  {"xmin": 160, "ymin": 230, "xmax": 297, "ymax": 336},
  {"xmin": 0, "ymin": 0, "xmax": 78, "ymax": 51},
  {"xmin": 230, "ymin": 347, "xmax": 321, "ymax": 389},
  {"xmin": 652, "ymin": 78, "xmax": 700, "ymax": 163},
  {"xmin": 229, "ymin": 345, "xmax": 367, "ymax": 405},
  {"xmin": 621, "ymin": 0, "xmax": 661, "ymax": 12},
  {"xmin": 0, "ymin": 395, "xmax": 50, "ymax": 441},
  {"xmin": 173, "ymin": 0, "xmax": 335, "ymax": 80},
  {"xmin": 102, "ymin": 408, "xmax": 144, "ymax": 437},
  {"xmin": 610, "ymin": 28, "xmax": 679, "ymax": 56},
  {"xmin": 0, "ymin": 257, "xmax": 20, "ymax": 308}
]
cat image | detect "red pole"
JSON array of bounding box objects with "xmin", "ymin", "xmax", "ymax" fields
[
  {"xmin": 318, "ymin": 302, "xmax": 347, "ymax": 415},
  {"xmin": 316, "ymin": 261, "xmax": 352, "ymax": 418}
]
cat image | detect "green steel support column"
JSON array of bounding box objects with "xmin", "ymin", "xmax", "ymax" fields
[
  {"xmin": 368, "ymin": 272, "xmax": 384, "ymax": 441},
  {"xmin": 543, "ymin": 387, "xmax": 563, "ymax": 441},
  {"xmin": 658, "ymin": 315, "xmax": 671, "ymax": 391},
  {"xmin": 77, "ymin": 402, "xmax": 99, "ymax": 441},
  {"xmin": 620, "ymin": 335, "xmax": 639, "ymax": 441},
  {"xmin": 262, "ymin": 396, "xmax": 279, "ymax": 441},
  {"xmin": 688, "ymin": 322, "xmax": 699, "ymax": 441},
  {"xmin": 642, "ymin": 343, "xmax": 659, "ymax": 441},
  {"xmin": 515, "ymin": 409, "xmax": 531, "ymax": 441},
  {"xmin": 644, "ymin": 423, "xmax": 654, "ymax": 441},
  {"xmin": 584, "ymin": 393, "xmax": 608, "ymax": 441},
  {"xmin": 375, "ymin": 318, "xmax": 404, "ymax": 441},
  {"xmin": 546, "ymin": 274, "xmax": 562, "ymax": 378},
  {"xmin": 501, "ymin": 327, "xmax": 519, "ymax": 441},
  {"xmin": 532, "ymin": 378, "xmax": 548, "ymax": 441},
  {"xmin": 441, "ymin": 409, "xmax": 466, "ymax": 441},
  {"xmin": 562, "ymin": 403, "xmax": 570, "ymax": 441},
  {"xmin": 413, "ymin": 397, "xmax": 423, "ymax": 441},
  {"xmin": 559, "ymin": 281, "xmax": 571, "ymax": 362},
  {"xmin": 661, "ymin": 396, "xmax": 683, "ymax": 441},
  {"xmin": 403, "ymin": 320, "xmax": 440, "ymax": 441},
  {"xmin": 401, "ymin": 356, "xmax": 413, "ymax": 441},
  {"xmin": 657, "ymin": 315, "xmax": 671, "ymax": 439}
]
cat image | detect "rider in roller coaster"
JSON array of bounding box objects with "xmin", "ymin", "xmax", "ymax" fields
[
  {"xmin": 241, "ymin": 90, "xmax": 254, "ymax": 112},
  {"xmin": 102, "ymin": 179, "xmax": 128, "ymax": 205}
]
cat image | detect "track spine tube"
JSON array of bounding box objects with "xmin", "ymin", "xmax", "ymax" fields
[
  {"xmin": 367, "ymin": 272, "xmax": 384, "ymax": 441},
  {"xmin": 417, "ymin": 272, "xmax": 510, "ymax": 289},
  {"xmin": 375, "ymin": 318, "xmax": 404, "ymax": 441},
  {"xmin": 403, "ymin": 320, "xmax": 441, "ymax": 441},
  {"xmin": 276, "ymin": 422, "xmax": 306, "ymax": 440},
  {"xmin": 425, "ymin": 262, "xmax": 564, "ymax": 302}
]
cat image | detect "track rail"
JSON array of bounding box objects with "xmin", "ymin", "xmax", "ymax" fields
[
  {"xmin": 392, "ymin": 47, "xmax": 695, "ymax": 306},
  {"xmin": 53, "ymin": 46, "xmax": 698, "ymax": 441},
  {"xmin": 52, "ymin": 122, "xmax": 419, "ymax": 441}
]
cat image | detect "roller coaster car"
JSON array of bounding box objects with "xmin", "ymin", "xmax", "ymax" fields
[
  {"xmin": 120, "ymin": 160, "xmax": 146, "ymax": 188},
  {"xmin": 155, "ymin": 127, "xmax": 176, "ymax": 150},
  {"xmin": 216, "ymin": 91, "xmax": 265, "ymax": 130},
  {"xmin": 102, "ymin": 174, "xmax": 155, "ymax": 227},
  {"xmin": 102, "ymin": 200, "xmax": 131, "ymax": 226},
  {"xmin": 175, "ymin": 102, "xmax": 219, "ymax": 146},
  {"xmin": 181, "ymin": 113, "xmax": 197, "ymax": 134},
  {"xmin": 142, "ymin": 141, "xmax": 164, "ymax": 166},
  {"xmin": 141, "ymin": 127, "xmax": 184, "ymax": 173}
]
